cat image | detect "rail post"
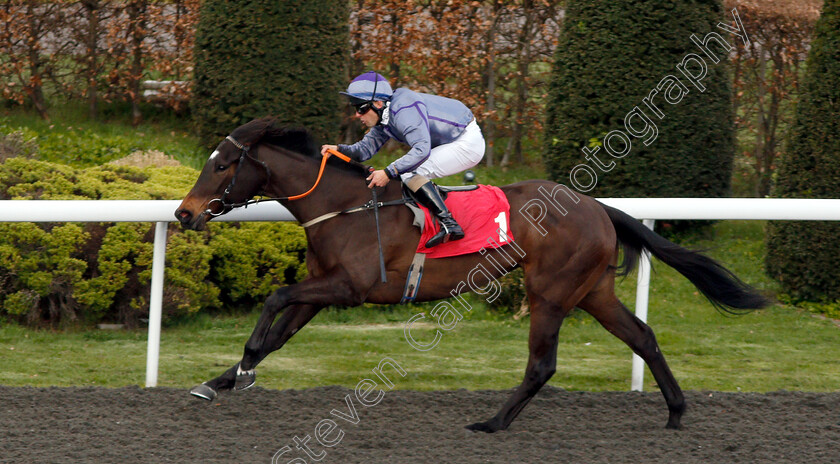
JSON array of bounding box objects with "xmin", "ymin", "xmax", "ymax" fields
[
  {"xmin": 145, "ymin": 221, "xmax": 169, "ymax": 387},
  {"xmin": 631, "ymin": 219, "xmax": 655, "ymax": 391}
]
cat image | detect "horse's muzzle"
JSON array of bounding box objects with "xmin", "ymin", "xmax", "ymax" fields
[{"xmin": 175, "ymin": 207, "xmax": 206, "ymax": 231}]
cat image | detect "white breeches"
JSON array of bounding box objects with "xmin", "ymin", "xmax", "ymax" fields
[{"xmin": 400, "ymin": 120, "xmax": 485, "ymax": 182}]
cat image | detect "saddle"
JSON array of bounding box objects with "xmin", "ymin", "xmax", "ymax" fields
[
  {"xmin": 438, "ymin": 184, "xmax": 481, "ymax": 194},
  {"xmin": 402, "ymin": 183, "xmax": 478, "ymax": 201},
  {"xmin": 402, "ymin": 184, "xmax": 511, "ymax": 256},
  {"xmin": 400, "ymin": 183, "xmax": 515, "ymax": 303},
  {"xmin": 400, "ymin": 183, "xmax": 478, "ymax": 228}
]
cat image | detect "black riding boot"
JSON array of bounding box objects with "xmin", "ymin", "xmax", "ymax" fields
[{"xmin": 414, "ymin": 181, "xmax": 465, "ymax": 248}]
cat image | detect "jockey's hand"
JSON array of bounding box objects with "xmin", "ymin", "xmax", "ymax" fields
[
  {"xmin": 320, "ymin": 144, "xmax": 338, "ymax": 157},
  {"xmin": 366, "ymin": 169, "xmax": 390, "ymax": 188}
]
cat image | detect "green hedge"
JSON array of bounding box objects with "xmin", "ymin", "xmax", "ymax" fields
[
  {"xmin": 544, "ymin": 0, "xmax": 734, "ymax": 204},
  {"xmin": 192, "ymin": 0, "xmax": 349, "ymax": 147},
  {"xmin": 0, "ymin": 157, "xmax": 307, "ymax": 327},
  {"xmin": 765, "ymin": 0, "xmax": 840, "ymax": 303}
]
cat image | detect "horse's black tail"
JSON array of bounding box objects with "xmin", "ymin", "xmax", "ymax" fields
[{"xmin": 599, "ymin": 202, "xmax": 771, "ymax": 314}]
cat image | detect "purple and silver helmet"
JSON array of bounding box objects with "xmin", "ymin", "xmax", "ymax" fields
[{"xmin": 340, "ymin": 71, "xmax": 393, "ymax": 103}]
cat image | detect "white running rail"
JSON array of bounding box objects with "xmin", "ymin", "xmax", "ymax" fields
[{"xmin": 1, "ymin": 198, "xmax": 839, "ymax": 389}]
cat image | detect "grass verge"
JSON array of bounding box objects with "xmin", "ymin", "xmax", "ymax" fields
[
  {"xmin": 0, "ymin": 102, "xmax": 206, "ymax": 169},
  {"xmin": 1, "ymin": 221, "xmax": 837, "ymax": 392}
]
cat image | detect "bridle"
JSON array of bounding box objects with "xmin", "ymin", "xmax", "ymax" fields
[
  {"xmin": 204, "ymin": 136, "xmax": 271, "ymax": 217},
  {"xmin": 203, "ymin": 136, "xmax": 356, "ymax": 218}
]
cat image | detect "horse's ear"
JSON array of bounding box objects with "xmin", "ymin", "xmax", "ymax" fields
[{"xmin": 227, "ymin": 117, "xmax": 275, "ymax": 147}]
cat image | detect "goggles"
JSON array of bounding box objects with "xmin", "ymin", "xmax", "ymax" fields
[{"xmin": 354, "ymin": 102, "xmax": 374, "ymax": 115}]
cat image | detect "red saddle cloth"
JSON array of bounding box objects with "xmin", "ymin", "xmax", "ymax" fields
[{"xmin": 416, "ymin": 185, "xmax": 514, "ymax": 258}]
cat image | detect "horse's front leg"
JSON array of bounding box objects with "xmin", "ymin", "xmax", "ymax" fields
[
  {"xmin": 191, "ymin": 303, "xmax": 321, "ymax": 399},
  {"xmin": 235, "ymin": 301, "xmax": 324, "ymax": 390},
  {"xmin": 191, "ymin": 275, "xmax": 360, "ymax": 400}
]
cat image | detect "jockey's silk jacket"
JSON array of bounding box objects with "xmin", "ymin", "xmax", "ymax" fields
[{"xmin": 338, "ymin": 88, "xmax": 474, "ymax": 178}]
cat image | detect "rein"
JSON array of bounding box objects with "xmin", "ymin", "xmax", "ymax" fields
[
  {"xmin": 205, "ymin": 139, "xmax": 357, "ymax": 217},
  {"xmin": 287, "ymin": 148, "xmax": 353, "ymax": 200}
]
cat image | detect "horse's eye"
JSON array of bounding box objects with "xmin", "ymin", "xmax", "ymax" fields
[{"xmin": 217, "ymin": 164, "xmax": 227, "ymax": 172}]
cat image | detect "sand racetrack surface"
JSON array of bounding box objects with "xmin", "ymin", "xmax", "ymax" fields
[{"xmin": 1, "ymin": 385, "xmax": 838, "ymax": 463}]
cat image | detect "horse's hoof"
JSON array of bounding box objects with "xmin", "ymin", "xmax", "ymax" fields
[
  {"xmin": 190, "ymin": 383, "xmax": 217, "ymax": 401},
  {"xmin": 465, "ymin": 421, "xmax": 499, "ymax": 433},
  {"xmin": 234, "ymin": 367, "xmax": 256, "ymax": 391},
  {"xmin": 666, "ymin": 409, "xmax": 684, "ymax": 429}
]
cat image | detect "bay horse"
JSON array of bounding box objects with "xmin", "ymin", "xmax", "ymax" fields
[{"xmin": 175, "ymin": 117, "xmax": 768, "ymax": 432}]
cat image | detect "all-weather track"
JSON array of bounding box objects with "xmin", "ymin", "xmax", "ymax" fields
[{"xmin": 1, "ymin": 385, "xmax": 838, "ymax": 463}]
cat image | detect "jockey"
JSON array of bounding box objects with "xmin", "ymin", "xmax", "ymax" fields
[{"xmin": 321, "ymin": 71, "xmax": 486, "ymax": 248}]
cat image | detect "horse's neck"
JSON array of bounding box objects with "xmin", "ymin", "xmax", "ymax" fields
[{"xmin": 261, "ymin": 147, "xmax": 375, "ymax": 223}]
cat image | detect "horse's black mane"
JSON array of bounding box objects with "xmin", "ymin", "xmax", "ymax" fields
[
  {"xmin": 229, "ymin": 117, "xmax": 367, "ymax": 175},
  {"xmin": 230, "ymin": 117, "xmax": 317, "ymax": 157}
]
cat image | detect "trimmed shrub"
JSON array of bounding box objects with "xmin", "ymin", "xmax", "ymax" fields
[
  {"xmin": 0, "ymin": 157, "xmax": 307, "ymax": 327},
  {"xmin": 192, "ymin": 0, "xmax": 349, "ymax": 147},
  {"xmin": 544, "ymin": 1, "xmax": 735, "ymax": 204},
  {"xmin": 765, "ymin": 0, "xmax": 840, "ymax": 302},
  {"xmin": 0, "ymin": 222, "xmax": 88, "ymax": 324},
  {"xmin": 210, "ymin": 222, "xmax": 308, "ymax": 305}
]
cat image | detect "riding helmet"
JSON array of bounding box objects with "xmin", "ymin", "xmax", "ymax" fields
[{"xmin": 340, "ymin": 71, "xmax": 393, "ymax": 102}]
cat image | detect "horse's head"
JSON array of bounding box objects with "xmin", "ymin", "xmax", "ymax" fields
[
  {"xmin": 175, "ymin": 123, "xmax": 274, "ymax": 230},
  {"xmin": 176, "ymin": 118, "xmax": 323, "ymax": 230}
]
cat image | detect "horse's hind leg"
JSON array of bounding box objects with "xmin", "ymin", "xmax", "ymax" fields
[
  {"xmin": 577, "ymin": 276, "xmax": 686, "ymax": 429},
  {"xmin": 467, "ymin": 297, "xmax": 567, "ymax": 433}
]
